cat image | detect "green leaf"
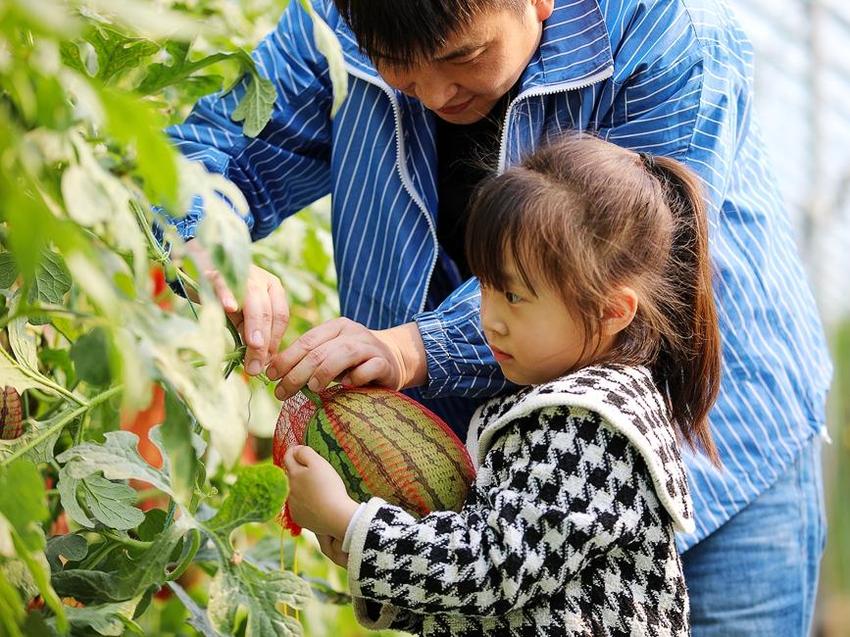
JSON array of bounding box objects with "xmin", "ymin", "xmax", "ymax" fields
[
  {"xmin": 70, "ymin": 327, "xmax": 113, "ymax": 387},
  {"xmin": 0, "ymin": 408, "xmax": 79, "ymax": 466},
  {"xmin": 56, "ymin": 431, "xmax": 174, "ymax": 496},
  {"xmin": 45, "ymin": 533, "xmax": 88, "ymax": 572},
  {"xmin": 167, "ymin": 581, "xmax": 224, "ymax": 637},
  {"xmin": 83, "ymin": 474, "xmax": 145, "ymax": 531},
  {"xmin": 230, "ymin": 75, "xmax": 277, "ymax": 138},
  {"xmin": 85, "ymin": 26, "xmax": 160, "ymax": 84},
  {"xmin": 0, "ymin": 253, "xmax": 18, "ymax": 289},
  {"xmin": 0, "ymin": 568, "xmax": 25, "ymax": 637},
  {"xmin": 51, "ymin": 523, "xmax": 185, "ymax": 604},
  {"xmin": 57, "ymin": 465, "xmax": 93, "ymax": 528},
  {"xmin": 300, "ymin": 0, "xmax": 348, "ymax": 116},
  {"xmin": 203, "ymin": 464, "xmax": 288, "ymax": 549},
  {"xmin": 0, "ymin": 461, "xmax": 66, "ymax": 632},
  {"xmin": 7, "ymin": 295, "xmax": 39, "ymax": 373},
  {"xmin": 99, "ymin": 88, "xmax": 178, "ymax": 207},
  {"xmin": 208, "ymin": 560, "xmax": 310, "ymax": 637},
  {"xmin": 0, "ymin": 346, "xmax": 61, "ymax": 398},
  {"xmin": 27, "ymin": 250, "xmax": 72, "ymax": 306},
  {"xmin": 0, "ymin": 460, "xmax": 48, "ymax": 550},
  {"xmin": 58, "ymin": 597, "xmax": 142, "ymax": 636},
  {"xmin": 158, "ymin": 391, "xmax": 198, "ymax": 507}
]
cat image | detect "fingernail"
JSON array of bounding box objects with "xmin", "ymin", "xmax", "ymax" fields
[
  {"xmin": 267, "ymin": 366, "xmax": 279, "ymax": 380},
  {"xmin": 247, "ymin": 360, "xmax": 262, "ymax": 375},
  {"xmin": 307, "ymin": 378, "xmax": 319, "ymax": 392},
  {"xmin": 251, "ymin": 330, "xmax": 263, "ymax": 347}
]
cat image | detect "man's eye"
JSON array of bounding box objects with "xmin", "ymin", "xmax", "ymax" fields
[{"xmin": 505, "ymin": 291, "xmax": 522, "ymax": 304}]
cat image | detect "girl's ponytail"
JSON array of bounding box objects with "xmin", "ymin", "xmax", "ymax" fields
[{"xmin": 642, "ymin": 154, "xmax": 721, "ymax": 466}]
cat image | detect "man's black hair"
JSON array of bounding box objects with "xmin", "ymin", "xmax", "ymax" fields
[{"xmin": 333, "ymin": 0, "xmax": 523, "ymax": 68}]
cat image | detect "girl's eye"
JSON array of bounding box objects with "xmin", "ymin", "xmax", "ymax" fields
[{"xmin": 504, "ymin": 291, "xmax": 523, "ymax": 304}]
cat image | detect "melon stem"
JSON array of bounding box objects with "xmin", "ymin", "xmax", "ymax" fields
[{"xmin": 300, "ymin": 386, "xmax": 323, "ymax": 407}]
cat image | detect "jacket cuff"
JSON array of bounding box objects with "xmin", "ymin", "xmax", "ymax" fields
[
  {"xmin": 346, "ymin": 497, "xmax": 402, "ymax": 630},
  {"xmin": 413, "ymin": 310, "xmax": 454, "ymax": 399}
]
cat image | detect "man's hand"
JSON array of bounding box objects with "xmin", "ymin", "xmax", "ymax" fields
[
  {"xmin": 186, "ymin": 239, "xmax": 289, "ymax": 376},
  {"xmin": 283, "ymin": 445, "xmax": 359, "ymax": 539},
  {"xmin": 266, "ymin": 318, "xmax": 428, "ymax": 400}
]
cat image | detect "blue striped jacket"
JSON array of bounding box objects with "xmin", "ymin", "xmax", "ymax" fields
[{"xmin": 164, "ymin": 0, "xmax": 832, "ymax": 548}]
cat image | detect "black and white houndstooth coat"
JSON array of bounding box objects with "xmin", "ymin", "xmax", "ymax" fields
[{"xmin": 345, "ymin": 364, "xmax": 695, "ymax": 636}]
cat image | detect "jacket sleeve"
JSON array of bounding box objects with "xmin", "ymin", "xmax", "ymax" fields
[
  {"xmin": 155, "ymin": 0, "xmax": 335, "ymax": 242},
  {"xmin": 345, "ymin": 406, "xmax": 663, "ymax": 619}
]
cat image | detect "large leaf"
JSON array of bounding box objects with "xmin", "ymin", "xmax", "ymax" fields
[
  {"xmin": 51, "ymin": 522, "xmax": 186, "ymax": 604},
  {"xmin": 0, "ymin": 408, "xmax": 79, "ymax": 466},
  {"xmin": 27, "ymin": 250, "xmax": 72, "ymax": 306},
  {"xmin": 99, "ymin": 88, "xmax": 178, "ymax": 206},
  {"xmin": 70, "ymin": 327, "xmax": 113, "ymax": 387},
  {"xmin": 230, "ymin": 74, "xmax": 276, "ymax": 138},
  {"xmin": 85, "ymin": 25, "xmax": 160, "ymax": 84},
  {"xmin": 57, "ymin": 470, "xmax": 145, "ymax": 531},
  {"xmin": 203, "ymin": 464, "xmax": 288, "ymax": 549},
  {"xmin": 208, "ymin": 560, "xmax": 310, "ymax": 637},
  {"xmin": 0, "ymin": 253, "xmax": 18, "ymax": 289},
  {"xmin": 157, "ymin": 392, "xmax": 199, "ymax": 507},
  {"xmin": 0, "ymin": 348, "xmax": 63, "ymax": 406},
  {"xmin": 56, "ymin": 431, "xmax": 174, "ymax": 496}
]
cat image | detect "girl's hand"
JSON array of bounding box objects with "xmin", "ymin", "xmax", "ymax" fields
[
  {"xmin": 283, "ymin": 446, "xmax": 359, "ymax": 540},
  {"xmin": 266, "ymin": 319, "xmax": 428, "ymax": 400},
  {"xmin": 316, "ymin": 534, "xmax": 349, "ymax": 569}
]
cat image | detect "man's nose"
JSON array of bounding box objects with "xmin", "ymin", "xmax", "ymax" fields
[{"xmin": 411, "ymin": 75, "xmax": 459, "ymax": 111}]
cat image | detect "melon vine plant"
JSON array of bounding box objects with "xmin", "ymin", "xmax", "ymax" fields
[{"xmin": 0, "ymin": 0, "xmax": 347, "ymax": 635}]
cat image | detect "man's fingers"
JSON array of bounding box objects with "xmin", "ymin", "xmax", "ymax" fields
[
  {"xmin": 267, "ymin": 319, "xmax": 349, "ymax": 382},
  {"xmin": 241, "ymin": 283, "xmax": 273, "ymax": 375},
  {"xmin": 274, "ymin": 339, "xmax": 372, "ymax": 400},
  {"xmin": 267, "ymin": 280, "xmax": 290, "ymax": 359},
  {"xmin": 208, "ymin": 269, "xmax": 239, "ymax": 313},
  {"xmin": 344, "ymin": 357, "xmax": 393, "ymax": 388}
]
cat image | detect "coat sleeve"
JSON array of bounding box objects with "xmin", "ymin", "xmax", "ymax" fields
[
  {"xmin": 155, "ymin": 0, "xmax": 335, "ymax": 242},
  {"xmin": 345, "ymin": 406, "xmax": 664, "ymax": 619}
]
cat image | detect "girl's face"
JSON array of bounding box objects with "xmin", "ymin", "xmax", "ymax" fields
[{"xmin": 479, "ymin": 263, "xmax": 595, "ymax": 386}]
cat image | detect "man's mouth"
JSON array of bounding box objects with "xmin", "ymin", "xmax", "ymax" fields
[{"xmin": 438, "ymin": 96, "xmax": 474, "ymax": 116}]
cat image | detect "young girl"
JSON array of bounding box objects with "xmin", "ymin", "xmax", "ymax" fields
[{"xmin": 283, "ymin": 132, "xmax": 721, "ymax": 636}]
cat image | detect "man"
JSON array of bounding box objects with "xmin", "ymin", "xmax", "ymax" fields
[{"xmin": 163, "ymin": 0, "xmax": 831, "ymax": 633}]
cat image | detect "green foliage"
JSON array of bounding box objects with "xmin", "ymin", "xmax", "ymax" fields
[{"xmin": 0, "ymin": 0, "xmax": 361, "ymax": 633}]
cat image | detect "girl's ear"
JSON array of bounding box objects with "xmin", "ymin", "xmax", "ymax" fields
[
  {"xmin": 601, "ymin": 286, "xmax": 638, "ymax": 337},
  {"xmin": 532, "ymin": 0, "xmax": 555, "ymax": 22}
]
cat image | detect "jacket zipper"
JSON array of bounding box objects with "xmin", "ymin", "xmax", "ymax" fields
[{"xmin": 497, "ymin": 66, "xmax": 614, "ymax": 173}]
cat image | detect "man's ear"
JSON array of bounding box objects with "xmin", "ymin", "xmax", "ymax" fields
[
  {"xmin": 533, "ymin": 0, "xmax": 555, "ymax": 22},
  {"xmin": 601, "ymin": 286, "xmax": 638, "ymax": 337}
]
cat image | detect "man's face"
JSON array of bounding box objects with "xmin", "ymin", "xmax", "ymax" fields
[{"xmin": 372, "ymin": 1, "xmax": 554, "ymax": 124}]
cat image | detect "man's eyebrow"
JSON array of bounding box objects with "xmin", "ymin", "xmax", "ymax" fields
[{"xmin": 434, "ymin": 42, "xmax": 486, "ymax": 62}]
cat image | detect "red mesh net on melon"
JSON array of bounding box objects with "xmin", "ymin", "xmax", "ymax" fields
[{"xmin": 273, "ymin": 385, "xmax": 476, "ymax": 536}]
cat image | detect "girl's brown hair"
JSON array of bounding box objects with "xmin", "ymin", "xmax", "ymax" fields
[{"xmin": 466, "ymin": 133, "xmax": 721, "ymax": 465}]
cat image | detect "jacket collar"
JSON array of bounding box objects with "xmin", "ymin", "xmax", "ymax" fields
[
  {"xmin": 332, "ymin": 0, "xmax": 613, "ymax": 96},
  {"xmin": 467, "ymin": 364, "xmax": 696, "ymax": 535}
]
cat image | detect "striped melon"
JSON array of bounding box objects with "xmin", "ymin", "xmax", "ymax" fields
[{"xmin": 273, "ymin": 385, "xmax": 475, "ymax": 534}]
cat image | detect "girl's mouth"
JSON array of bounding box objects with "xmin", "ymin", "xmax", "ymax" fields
[{"xmin": 489, "ymin": 345, "xmax": 513, "ymax": 362}]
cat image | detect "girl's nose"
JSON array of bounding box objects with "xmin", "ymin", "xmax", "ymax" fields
[{"xmin": 480, "ymin": 302, "xmax": 508, "ymax": 337}]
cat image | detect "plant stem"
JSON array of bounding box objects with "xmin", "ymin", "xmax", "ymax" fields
[{"xmin": 100, "ymin": 530, "xmax": 152, "ymax": 550}]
